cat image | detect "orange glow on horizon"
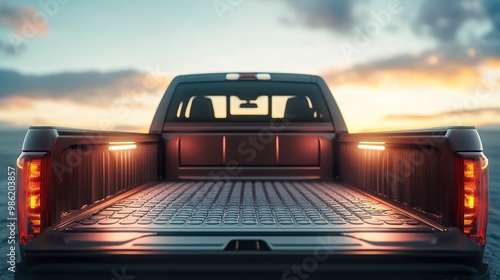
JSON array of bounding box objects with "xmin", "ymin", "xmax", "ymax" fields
[
  {"xmin": 0, "ymin": 61, "xmax": 498, "ymax": 134},
  {"xmin": 427, "ymin": 55, "xmax": 439, "ymax": 65},
  {"xmin": 326, "ymin": 66, "xmax": 482, "ymax": 89},
  {"xmin": 467, "ymin": 48, "xmax": 476, "ymax": 57}
]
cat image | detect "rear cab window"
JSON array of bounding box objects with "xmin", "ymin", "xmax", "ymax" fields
[{"xmin": 165, "ymin": 81, "xmax": 332, "ymax": 123}]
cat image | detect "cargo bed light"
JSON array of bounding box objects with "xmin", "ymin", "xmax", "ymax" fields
[
  {"xmin": 226, "ymin": 73, "xmax": 271, "ymax": 81},
  {"xmin": 358, "ymin": 141, "xmax": 386, "ymax": 151},
  {"xmin": 108, "ymin": 142, "xmax": 137, "ymax": 151}
]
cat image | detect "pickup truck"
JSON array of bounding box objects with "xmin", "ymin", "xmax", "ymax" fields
[{"xmin": 15, "ymin": 73, "xmax": 490, "ymax": 279}]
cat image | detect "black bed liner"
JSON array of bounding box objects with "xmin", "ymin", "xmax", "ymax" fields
[
  {"xmin": 20, "ymin": 180, "xmax": 485, "ymax": 280},
  {"xmin": 59, "ymin": 180, "xmax": 435, "ymax": 233}
]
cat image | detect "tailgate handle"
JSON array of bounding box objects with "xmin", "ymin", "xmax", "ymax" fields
[{"xmin": 224, "ymin": 240, "xmax": 271, "ymax": 251}]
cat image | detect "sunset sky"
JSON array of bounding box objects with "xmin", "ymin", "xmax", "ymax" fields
[{"xmin": 0, "ymin": 0, "xmax": 499, "ymax": 133}]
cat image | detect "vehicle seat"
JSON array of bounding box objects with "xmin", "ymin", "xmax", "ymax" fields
[
  {"xmin": 284, "ymin": 96, "xmax": 314, "ymax": 121},
  {"xmin": 190, "ymin": 97, "xmax": 215, "ymax": 121}
]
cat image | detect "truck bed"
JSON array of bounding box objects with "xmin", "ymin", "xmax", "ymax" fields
[
  {"xmin": 61, "ymin": 180, "xmax": 434, "ymax": 233},
  {"xmin": 20, "ymin": 179, "xmax": 485, "ymax": 280}
]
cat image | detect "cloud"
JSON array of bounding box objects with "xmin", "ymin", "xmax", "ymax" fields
[
  {"xmin": 0, "ymin": 39, "xmax": 23, "ymax": 55},
  {"xmin": 283, "ymin": 0, "xmax": 497, "ymax": 44},
  {"xmin": 412, "ymin": 0, "xmax": 500, "ymax": 43},
  {"xmin": 0, "ymin": 69, "xmax": 172, "ymax": 132},
  {"xmin": 114, "ymin": 124, "xmax": 143, "ymax": 132},
  {"xmin": 384, "ymin": 107, "xmax": 500, "ymax": 120},
  {"xmin": 284, "ymin": 0, "xmax": 357, "ymax": 33},
  {"xmin": 483, "ymin": 0, "xmax": 500, "ymax": 37},
  {"xmin": 323, "ymin": 42, "xmax": 500, "ymax": 89},
  {"xmin": 412, "ymin": 0, "xmax": 483, "ymax": 42},
  {"xmin": 0, "ymin": 96, "xmax": 34, "ymax": 109},
  {"xmin": 0, "ymin": 2, "xmax": 49, "ymax": 55},
  {"xmin": 382, "ymin": 107, "xmax": 500, "ymax": 128},
  {"xmin": 0, "ymin": 69, "xmax": 171, "ymax": 107},
  {"xmin": 0, "ymin": 3, "xmax": 48, "ymax": 35}
]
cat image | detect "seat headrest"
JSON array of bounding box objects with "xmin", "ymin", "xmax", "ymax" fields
[
  {"xmin": 284, "ymin": 96, "xmax": 314, "ymax": 121},
  {"xmin": 190, "ymin": 97, "xmax": 215, "ymax": 121}
]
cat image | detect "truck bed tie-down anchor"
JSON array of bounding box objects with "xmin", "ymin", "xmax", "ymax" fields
[{"xmin": 224, "ymin": 240, "xmax": 271, "ymax": 251}]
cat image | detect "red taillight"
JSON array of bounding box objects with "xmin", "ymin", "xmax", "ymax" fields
[
  {"xmin": 17, "ymin": 153, "xmax": 49, "ymax": 245},
  {"xmin": 456, "ymin": 153, "xmax": 488, "ymax": 246}
]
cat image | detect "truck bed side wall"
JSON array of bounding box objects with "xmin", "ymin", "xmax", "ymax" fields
[
  {"xmin": 21, "ymin": 127, "xmax": 162, "ymax": 226},
  {"xmin": 338, "ymin": 128, "xmax": 483, "ymax": 227}
]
